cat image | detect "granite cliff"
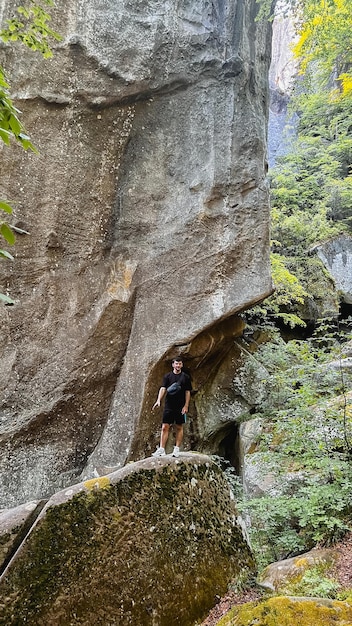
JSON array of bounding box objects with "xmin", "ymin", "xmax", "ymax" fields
[{"xmin": 0, "ymin": 0, "xmax": 273, "ymax": 508}]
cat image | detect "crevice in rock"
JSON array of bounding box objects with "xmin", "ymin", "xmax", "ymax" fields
[
  {"xmin": 340, "ymin": 302, "xmax": 352, "ymax": 323},
  {"xmin": 202, "ymin": 422, "xmax": 241, "ymax": 475},
  {"xmin": 221, "ymin": 422, "xmax": 241, "ymax": 474},
  {"xmin": 0, "ymin": 499, "xmax": 47, "ymax": 580}
]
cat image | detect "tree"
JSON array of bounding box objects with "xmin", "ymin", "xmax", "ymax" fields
[{"xmin": 292, "ymin": 0, "xmax": 352, "ymax": 96}]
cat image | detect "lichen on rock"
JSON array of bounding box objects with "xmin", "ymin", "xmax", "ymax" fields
[
  {"xmin": 0, "ymin": 454, "xmax": 255, "ymax": 626},
  {"xmin": 217, "ymin": 595, "xmax": 352, "ymax": 626}
]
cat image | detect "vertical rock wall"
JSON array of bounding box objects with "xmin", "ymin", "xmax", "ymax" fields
[
  {"xmin": 268, "ymin": 15, "xmax": 298, "ymax": 167},
  {"xmin": 0, "ymin": 0, "xmax": 273, "ymax": 507}
]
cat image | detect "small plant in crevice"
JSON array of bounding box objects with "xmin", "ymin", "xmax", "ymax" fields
[{"xmin": 280, "ymin": 563, "xmax": 340, "ymax": 599}]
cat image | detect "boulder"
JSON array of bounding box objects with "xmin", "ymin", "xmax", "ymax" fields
[
  {"xmin": 312, "ymin": 234, "xmax": 352, "ymax": 304},
  {"xmin": 195, "ymin": 339, "xmax": 268, "ymax": 462},
  {"xmin": 237, "ymin": 417, "xmax": 263, "ymax": 474},
  {"xmin": 342, "ymin": 341, "xmax": 352, "ymax": 357},
  {"xmin": 217, "ymin": 596, "xmax": 352, "ymax": 626},
  {"xmin": 0, "ymin": 500, "xmax": 43, "ymax": 571},
  {"xmin": 0, "ymin": 0, "xmax": 273, "ymax": 508},
  {"xmin": 0, "ymin": 454, "xmax": 255, "ymax": 626},
  {"xmin": 258, "ymin": 548, "xmax": 337, "ymax": 592},
  {"xmin": 242, "ymin": 450, "xmax": 310, "ymax": 498}
]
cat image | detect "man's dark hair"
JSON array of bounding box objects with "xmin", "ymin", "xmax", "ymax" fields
[{"xmin": 172, "ymin": 356, "xmax": 183, "ymax": 364}]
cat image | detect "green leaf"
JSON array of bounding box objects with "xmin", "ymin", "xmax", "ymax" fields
[
  {"xmin": 8, "ymin": 113, "xmax": 22, "ymax": 135},
  {"xmin": 0, "ymin": 292, "xmax": 14, "ymax": 304},
  {"xmin": 18, "ymin": 134, "xmax": 38, "ymax": 152},
  {"xmin": 17, "ymin": 7, "xmax": 30, "ymax": 18},
  {"xmin": 0, "ymin": 223, "xmax": 15, "ymax": 245},
  {"xmin": 0, "ymin": 249, "xmax": 14, "ymax": 260},
  {"xmin": 0, "ymin": 128, "xmax": 11, "ymax": 144},
  {"xmin": 0, "ymin": 200, "xmax": 13, "ymax": 214}
]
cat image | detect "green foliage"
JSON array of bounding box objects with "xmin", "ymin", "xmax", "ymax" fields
[
  {"xmin": 0, "ymin": 63, "xmax": 38, "ymax": 290},
  {"xmin": 255, "ymin": 0, "xmax": 352, "ymax": 331},
  {"xmin": 243, "ymin": 472, "xmax": 352, "ymax": 569},
  {"xmin": 263, "ymin": 46, "xmax": 352, "ymax": 327},
  {"xmin": 0, "ymin": 67, "xmax": 37, "ymax": 153},
  {"xmin": 0, "ymin": 0, "xmax": 61, "ymax": 58},
  {"xmin": 246, "ymin": 252, "xmax": 309, "ymax": 328},
  {"xmin": 270, "ymin": 135, "xmax": 347, "ymax": 254},
  {"xmin": 247, "ymin": 0, "xmax": 352, "ymax": 578},
  {"xmin": 259, "ymin": 0, "xmax": 352, "ymax": 98},
  {"xmin": 284, "ymin": 565, "xmax": 340, "ymax": 598},
  {"xmin": 292, "ymin": 0, "xmax": 352, "ymax": 95},
  {"xmin": 239, "ymin": 323, "xmax": 352, "ymax": 569},
  {"xmin": 210, "ymin": 455, "xmax": 244, "ymax": 501},
  {"xmin": 248, "ymin": 76, "xmax": 352, "ymax": 328}
]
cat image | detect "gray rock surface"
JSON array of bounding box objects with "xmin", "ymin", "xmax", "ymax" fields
[
  {"xmin": 195, "ymin": 339, "xmax": 268, "ymax": 464},
  {"xmin": 238, "ymin": 416, "xmax": 263, "ymax": 472},
  {"xmin": 268, "ymin": 15, "xmax": 298, "ymax": 168},
  {"xmin": 0, "ymin": 500, "xmax": 42, "ymax": 570},
  {"xmin": 0, "ymin": 0, "xmax": 273, "ymax": 507},
  {"xmin": 243, "ymin": 450, "xmax": 311, "ymax": 498},
  {"xmin": 258, "ymin": 547, "xmax": 336, "ymax": 592},
  {"xmin": 313, "ymin": 235, "xmax": 352, "ymax": 304}
]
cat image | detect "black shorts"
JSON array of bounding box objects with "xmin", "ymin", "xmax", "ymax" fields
[{"xmin": 162, "ymin": 409, "xmax": 185, "ymax": 425}]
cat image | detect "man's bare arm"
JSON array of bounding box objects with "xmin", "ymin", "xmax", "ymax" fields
[
  {"xmin": 152, "ymin": 387, "xmax": 166, "ymax": 410},
  {"xmin": 182, "ymin": 390, "xmax": 191, "ymax": 414}
]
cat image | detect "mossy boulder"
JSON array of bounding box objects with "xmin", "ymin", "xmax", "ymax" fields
[
  {"xmin": 0, "ymin": 501, "xmax": 42, "ymax": 570},
  {"xmin": 217, "ymin": 596, "xmax": 352, "ymax": 626},
  {"xmin": 257, "ymin": 547, "xmax": 337, "ymax": 594},
  {"xmin": 0, "ymin": 454, "xmax": 255, "ymax": 626}
]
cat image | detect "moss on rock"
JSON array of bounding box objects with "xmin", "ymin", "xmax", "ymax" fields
[
  {"xmin": 0, "ymin": 455, "xmax": 255, "ymax": 626},
  {"xmin": 217, "ymin": 595, "xmax": 352, "ymax": 626}
]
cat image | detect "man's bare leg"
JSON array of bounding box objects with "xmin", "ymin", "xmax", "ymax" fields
[
  {"xmin": 175, "ymin": 424, "xmax": 183, "ymax": 448},
  {"xmin": 160, "ymin": 423, "xmax": 170, "ymax": 449}
]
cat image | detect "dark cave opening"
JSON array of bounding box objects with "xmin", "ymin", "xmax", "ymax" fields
[
  {"xmin": 211, "ymin": 422, "xmax": 241, "ymax": 475},
  {"xmin": 340, "ymin": 302, "xmax": 352, "ymax": 326}
]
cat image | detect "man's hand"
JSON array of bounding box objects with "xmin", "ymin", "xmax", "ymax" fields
[
  {"xmin": 152, "ymin": 400, "xmax": 160, "ymax": 410},
  {"xmin": 182, "ymin": 406, "xmax": 188, "ymax": 415}
]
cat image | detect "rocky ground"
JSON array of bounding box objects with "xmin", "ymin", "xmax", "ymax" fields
[
  {"xmin": 331, "ymin": 532, "xmax": 352, "ymax": 588},
  {"xmin": 200, "ymin": 532, "xmax": 352, "ymax": 626},
  {"xmin": 200, "ymin": 588, "xmax": 262, "ymax": 626}
]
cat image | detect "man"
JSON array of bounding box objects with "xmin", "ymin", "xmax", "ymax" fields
[{"xmin": 152, "ymin": 357, "xmax": 192, "ymax": 457}]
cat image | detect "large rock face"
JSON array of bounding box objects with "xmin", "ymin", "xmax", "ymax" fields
[
  {"xmin": 0, "ymin": 0, "xmax": 273, "ymax": 507},
  {"xmin": 0, "ymin": 454, "xmax": 255, "ymax": 626},
  {"xmin": 268, "ymin": 15, "xmax": 297, "ymax": 167}
]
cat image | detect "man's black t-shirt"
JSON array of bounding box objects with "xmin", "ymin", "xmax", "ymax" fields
[{"xmin": 162, "ymin": 371, "xmax": 192, "ymax": 410}]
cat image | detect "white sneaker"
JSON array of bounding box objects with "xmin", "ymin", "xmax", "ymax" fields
[
  {"xmin": 172, "ymin": 446, "xmax": 180, "ymax": 457},
  {"xmin": 152, "ymin": 447, "xmax": 166, "ymax": 457}
]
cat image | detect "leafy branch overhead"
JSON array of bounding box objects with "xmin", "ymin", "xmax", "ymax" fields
[
  {"xmin": 0, "ymin": 0, "xmax": 61, "ymax": 59},
  {"xmin": 0, "ymin": 1, "xmax": 60, "ymax": 303}
]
